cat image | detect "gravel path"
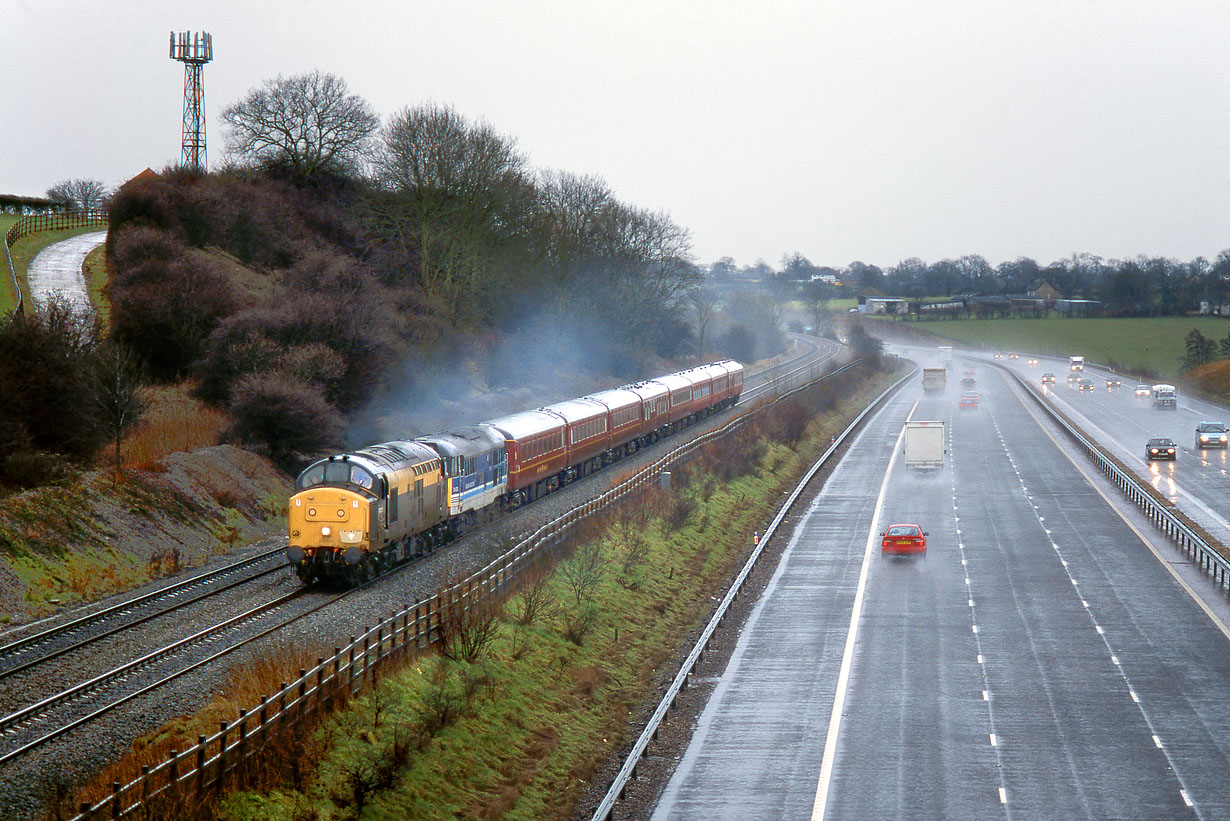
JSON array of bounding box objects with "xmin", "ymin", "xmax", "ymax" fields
[{"xmin": 26, "ymin": 229, "xmax": 105, "ymax": 313}]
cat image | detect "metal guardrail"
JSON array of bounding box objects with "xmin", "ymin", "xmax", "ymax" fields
[
  {"xmin": 67, "ymin": 357, "xmax": 872, "ymax": 820},
  {"xmin": 996, "ymin": 362, "xmax": 1230, "ymax": 593},
  {"xmin": 590, "ymin": 364, "xmax": 916, "ymax": 821},
  {"xmin": 3, "ymin": 209, "xmax": 108, "ymax": 316}
]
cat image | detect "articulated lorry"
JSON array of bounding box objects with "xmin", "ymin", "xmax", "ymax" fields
[
  {"xmin": 1069, "ymin": 355, "xmax": 1085, "ymax": 371},
  {"xmin": 938, "ymin": 345, "xmax": 953, "ymax": 365},
  {"xmin": 904, "ymin": 421, "xmax": 945, "ymax": 469},
  {"xmin": 1151, "ymin": 384, "xmax": 1177, "ymax": 409},
  {"xmin": 922, "ymin": 368, "xmax": 947, "ymax": 392}
]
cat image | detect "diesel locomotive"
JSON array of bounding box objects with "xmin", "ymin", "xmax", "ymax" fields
[{"xmin": 286, "ymin": 360, "xmax": 744, "ymax": 585}]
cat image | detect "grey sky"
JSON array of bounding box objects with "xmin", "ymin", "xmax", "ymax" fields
[{"xmin": 4, "ymin": 0, "xmax": 1228, "ymax": 269}]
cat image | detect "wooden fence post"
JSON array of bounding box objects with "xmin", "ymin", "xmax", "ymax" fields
[
  {"xmin": 196, "ymin": 735, "xmax": 207, "ymax": 795},
  {"xmin": 217, "ymin": 721, "xmax": 229, "ymax": 792}
]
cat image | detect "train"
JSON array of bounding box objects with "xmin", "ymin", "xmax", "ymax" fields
[{"xmin": 286, "ymin": 360, "xmax": 745, "ymax": 585}]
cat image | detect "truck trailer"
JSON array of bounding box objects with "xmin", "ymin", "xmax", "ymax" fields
[
  {"xmin": 922, "ymin": 368, "xmax": 947, "ymax": 392},
  {"xmin": 904, "ymin": 421, "xmax": 945, "ymax": 469}
]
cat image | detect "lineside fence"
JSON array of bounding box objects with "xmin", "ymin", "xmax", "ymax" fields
[
  {"xmin": 4, "ymin": 209, "xmax": 108, "ymax": 315},
  {"xmin": 999, "ymin": 363, "xmax": 1230, "ymax": 591},
  {"xmin": 68, "ymin": 357, "xmax": 868, "ymax": 820}
]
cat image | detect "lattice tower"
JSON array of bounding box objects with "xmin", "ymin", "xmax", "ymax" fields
[{"xmin": 169, "ymin": 31, "xmax": 213, "ymax": 173}]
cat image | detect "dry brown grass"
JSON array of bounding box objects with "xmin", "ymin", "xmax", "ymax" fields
[{"xmin": 104, "ymin": 382, "xmax": 229, "ymax": 469}]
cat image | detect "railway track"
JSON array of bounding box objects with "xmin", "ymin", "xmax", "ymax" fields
[
  {"xmin": 0, "ymin": 546, "xmax": 287, "ymax": 680},
  {"xmin": 0, "ymin": 338, "xmax": 844, "ymax": 777}
]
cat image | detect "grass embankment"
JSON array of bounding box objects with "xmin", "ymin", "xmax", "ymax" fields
[
  {"xmin": 0, "ymin": 214, "xmax": 19, "ymax": 311},
  {"xmin": 82, "ymin": 243, "xmax": 112, "ymax": 331},
  {"xmin": 873, "ymin": 315, "xmax": 1230, "ymax": 380},
  {"xmin": 66, "ymin": 361, "xmax": 904, "ymax": 820},
  {"xmin": 5, "ymin": 224, "xmax": 107, "ymax": 313}
]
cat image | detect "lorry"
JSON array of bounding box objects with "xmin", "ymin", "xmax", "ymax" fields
[
  {"xmin": 922, "ymin": 368, "xmax": 947, "ymax": 392},
  {"xmin": 904, "ymin": 421, "xmax": 945, "ymax": 469},
  {"xmin": 1069, "ymin": 355, "xmax": 1084, "ymax": 371},
  {"xmin": 1151, "ymin": 384, "xmax": 1177, "ymax": 409},
  {"xmin": 938, "ymin": 345, "xmax": 953, "ymax": 365}
]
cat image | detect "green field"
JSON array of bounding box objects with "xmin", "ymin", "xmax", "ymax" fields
[
  {"xmin": 884, "ymin": 315, "xmax": 1230, "ymax": 380},
  {"xmin": 0, "ymin": 215, "xmax": 20, "ymax": 311}
]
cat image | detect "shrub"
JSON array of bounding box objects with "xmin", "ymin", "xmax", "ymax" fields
[
  {"xmin": 111, "ymin": 257, "xmax": 238, "ymax": 380},
  {"xmin": 226, "ymin": 372, "xmax": 342, "ymax": 471}
]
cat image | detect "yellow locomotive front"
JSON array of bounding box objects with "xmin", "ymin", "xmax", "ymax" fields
[
  {"xmin": 287, "ymin": 443, "xmax": 448, "ymax": 586},
  {"xmin": 288, "ymin": 456, "xmax": 379, "ymax": 585}
]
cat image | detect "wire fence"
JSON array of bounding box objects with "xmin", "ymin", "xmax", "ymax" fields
[{"xmin": 66, "ymin": 359, "xmax": 865, "ymax": 820}]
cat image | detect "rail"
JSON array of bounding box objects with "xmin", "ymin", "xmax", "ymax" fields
[
  {"xmin": 3, "ymin": 209, "xmax": 108, "ymax": 315},
  {"xmin": 67, "ymin": 357, "xmax": 870, "ymax": 820},
  {"xmin": 590, "ymin": 364, "xmax": 915, "ymax": 821}
]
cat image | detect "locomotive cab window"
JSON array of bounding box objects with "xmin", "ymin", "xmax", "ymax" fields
[{"xmin": 350, "ymin": 466, "xmax": 373, "ymax": 489}]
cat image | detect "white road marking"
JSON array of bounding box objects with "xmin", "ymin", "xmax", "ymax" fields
[{"xmin": 809, "ymin": 419, "xmax": 910, "ymax": 821}]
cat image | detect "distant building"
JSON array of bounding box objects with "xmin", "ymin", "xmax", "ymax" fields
[
  {"xmin": 1055, "ymin": 298, "xmax": 1101, "ymax": 316},
  {"xmin": 1031, "ymin": 280, "xmax": 1060, "ymax": 302},
  {"xmin": 1199, "ymin": 300, "xmax": 1230, "ymax": 317},
  {"xmin": 118, "ymin": 168, "xmax": 160, "ymax": 192},
  {"xmin": 864, "ymin": 296, "xmax": 909, "ymax": 315},
  {"xmin": 0, "ymin": 194, "xmax": 64, "ymax": 215}
]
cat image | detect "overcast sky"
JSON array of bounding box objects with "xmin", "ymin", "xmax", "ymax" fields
[{"xmin": 4, "ymin": 0, "xmax": 1229, "ymax": 269}]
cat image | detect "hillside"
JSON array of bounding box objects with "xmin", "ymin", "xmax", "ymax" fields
[{"xmin": 0, "ymin": 446, "xmax": 290, "ymax": 623}]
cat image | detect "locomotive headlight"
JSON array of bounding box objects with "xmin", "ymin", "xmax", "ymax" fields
[{"xmin": 320, "ymin": 526, "xmax": 331, "ymax": 536}]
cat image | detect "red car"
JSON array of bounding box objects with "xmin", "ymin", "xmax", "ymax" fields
[{"xmin": 881, "ymin": 523, "xmax": 927, "ymax": 556}]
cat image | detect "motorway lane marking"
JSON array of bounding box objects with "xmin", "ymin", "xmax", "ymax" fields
[
  {"xmin": 808, "ymin": 404, "xmax": 913, "ymax": 821},
  {"xmin": 949, "ymin": 405, "xmax": 1012, "ymax": 819},
  {"xmin": 1033, "ymin": 409, "xmax": 1230, "ymax": 643},
  {"xmin": 993, "ymin": 384, "xmax": 1210, "ymax": 819}
]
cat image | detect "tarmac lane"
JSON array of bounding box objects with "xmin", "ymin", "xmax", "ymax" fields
[{"xmin": 26, "ymin": 229, "xmax": 105, "ymax": 313}]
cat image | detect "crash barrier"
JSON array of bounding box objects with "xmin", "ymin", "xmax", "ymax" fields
[
  {"xmin": 590, "ymin": 365, "xmax": 915, "ymax": 821},
  {"xmin": 68, "ymin": 358, "xmax": 869, "ymax": 820},
  {"xmin": 998, "ymin": 364, "xmax": 1230, "ymax": 593},
  {"xmin": 4, "ymin": 209, "xmax": 108, "ymax": 315}
]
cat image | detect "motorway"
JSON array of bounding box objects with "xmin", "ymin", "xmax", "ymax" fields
[
  {"xmin": 652, "ymin": 353, "xmax": 1230, "ymax": 820},
  {"xmin": 990, "ymin": 351, "xmax": 1230, "ymax": 541}
]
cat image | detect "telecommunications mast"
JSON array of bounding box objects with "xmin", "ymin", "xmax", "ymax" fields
[{"xmin": 169, "ymin": 30, "xmax": 213, "ymax": 173}]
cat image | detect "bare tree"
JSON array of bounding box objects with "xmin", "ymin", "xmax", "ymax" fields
[
  {"xmin": 91, "ymin": 341, "xmax": 148, "ymax": 476},
  {"xmin": 801, "ymin": 280, "xmax": 830, "ymax": 334},
  {"xmin": 691, "ymin": 288, "xmax": 720, "ymax": 361},
  {"xmin": 221, "ymin": 71, "xmax": 380, "ymax": 180},
  {"xmin": 45, "ymin": 178, "xmax": 109, "ymax": 211},
  {"xmin": 372, "ymin": 103, "xmax": 532, "ymax": 321}
]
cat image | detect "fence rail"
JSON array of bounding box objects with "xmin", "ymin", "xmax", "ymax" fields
[
  {"xmin": 3, "ymin": 209, "xmax": 108, "ymax": 316},
  {"xmin": 68, "ymin": 357, "xmax": 868, "ymax": 820}
]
